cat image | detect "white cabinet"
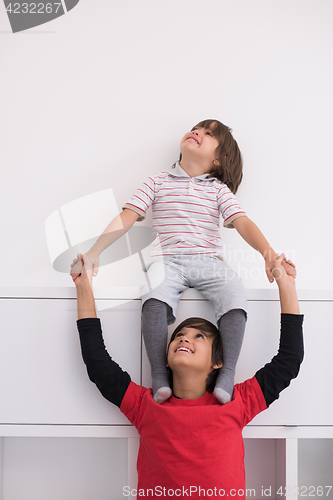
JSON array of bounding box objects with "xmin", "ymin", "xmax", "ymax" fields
[
  {"xmin": 0, "ymin": 437, "xmax": 128, "ymax": 500},
  {"xmin": 240, "ymin": 300, "xmax": 333, "ymax": 426},
  {"xmin": 0, "ymin": 298, "xmax": 141, "ymax": 426}
]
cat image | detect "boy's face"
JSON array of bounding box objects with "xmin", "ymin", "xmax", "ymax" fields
[
  {"xmin": 179, "ymin": 126, "xmax": 219, "ymax": 170},
  {"xmin": 167, "ymin": 326, "xmax": 221, "ymax": 375}
]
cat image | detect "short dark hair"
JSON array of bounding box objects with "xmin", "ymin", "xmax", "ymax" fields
[
  {"xmin": 167, "ymin": 317, "xmax": 223, "ymax": 393},
  {"xmin": 179, "ymin": 119, "xmax": 243, "ymax": 194}
]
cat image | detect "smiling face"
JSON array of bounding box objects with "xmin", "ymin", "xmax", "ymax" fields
[
  {"xmin": 179, "ymin": 125, "xmax": 220, "ymax": 172},
  {"xmin": 167, "ymin": 326, "xmax": 221, "ymax": 376}
]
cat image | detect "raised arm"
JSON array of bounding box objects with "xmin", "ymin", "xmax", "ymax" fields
[
  {"xmin": 72, "ymin": 254, "xmax": 96, "ymax": 319},
  {"xmin": 273, "ymin": 254, "xmax": 300, "ymax": 315},
  {"xmin": 72, "ymin": 255, "xmax": 131, "ymax": 408},
  {"xmin": 71, "ymin": 208, "xmax": 139, "ymax": 280},
  {"xmin": 232, "ymin": 216, "xmax": 296, "ymax": 283},
  {"xmin": 255, "ymin": 254, "xmax": 304, "ymax": 406}
]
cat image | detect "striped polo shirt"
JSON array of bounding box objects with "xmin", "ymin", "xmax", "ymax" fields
[{"xmin": 123, "ymin": 163, "xmax": 246, "ymax": 257}]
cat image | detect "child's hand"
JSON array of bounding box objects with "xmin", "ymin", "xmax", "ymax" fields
[
  {"xmin": 282, "ymin": 258, "xmax": 297, "ymax": 279},
  {"xmin": 70, "ymin": 255, "xmax": 83, "ymax": 282},
  {"xmin": 265, "ymin": 254, "xmax": 296, "ymax": 283},
  {"xmin": 80, "ymin": 251, "xmax": 99, "ymax": 277},
  {"xmin": 70, "ymin": 251, "xmax": 99, "ymax": 281},
  {"xmin": 272, "ymin": 254, "xmax": 296, "ymax": 286},
  {"xmin": 70, "ymin": 253, "xmax": 93, "ymax": 287},
  {"xmin": 86, "ymin": 250, "xmax": 99, "ymax": 277}
]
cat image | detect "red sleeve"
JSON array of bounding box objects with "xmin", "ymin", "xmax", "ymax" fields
[
  {"xmin": 120, "ymin": 381, "xmax": 151, "ymax": 428},
  {"xmin": 234, "ymin": 376, "xmax": 268, "ymax": 428}
]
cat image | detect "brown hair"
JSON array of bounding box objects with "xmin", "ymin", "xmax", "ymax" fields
[
  {"xmin": 167, "ymin": 317, "xmax": 223, "ymax": 393},
  {"xmin": 179, "ymin": 119, "xmax": 243, "ymax": 194}
]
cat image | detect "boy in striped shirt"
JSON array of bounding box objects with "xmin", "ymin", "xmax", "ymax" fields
[{"xmin": 71, "ymin": 119, "xmax": 296, "ymax": 405}]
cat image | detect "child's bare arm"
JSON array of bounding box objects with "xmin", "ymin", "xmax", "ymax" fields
[
  {"xmin": 88, "ymin": 208, "xmax": 140, "ymax": 258},
  {"xmin": 272, "ymin": 254, "xmax": 300, "ymax": 315},
  {"xmin": 70, "ymin": 208, "xmax": 139, "ymax": 279},
  {"xmin": 232, "ymin": 216, "xmax": 296, "ymax": 283},
  {"xmin": 71, "ymin": 254, "xmax": 96, "ymax": 320}
]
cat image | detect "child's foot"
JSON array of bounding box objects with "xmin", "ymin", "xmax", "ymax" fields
[
  {"xmin": 151, "ymin": 372, "xmax": 171, "ymax": 404},
  {"xmin": 153, "ymin": 386, "xmax": 172, "ymax": 404},
  {"xmin": 214, "ymin": 368, "xmax": 234, "ymax": 404},
  {"xmin": 213, "ymin": 386, "xmax": 232, "ymax": 405}
]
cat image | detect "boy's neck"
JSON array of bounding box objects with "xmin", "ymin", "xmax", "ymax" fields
[
  {"xmin": 179, "ymin": 157, "xmax": 212, "ymax": 179},
  {"xmin": 172, "ymin": 372, "xmax": 208, "ymax": 399}
]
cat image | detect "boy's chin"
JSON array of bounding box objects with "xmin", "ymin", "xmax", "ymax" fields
[{"xmin": 169, "ymin": 361, "xmax": 199, "ymax": 374}]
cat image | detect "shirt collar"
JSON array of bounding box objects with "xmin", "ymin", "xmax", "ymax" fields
[{"xmin": 169, "ymin": 162, "xmax": 216, "ymax": 181}]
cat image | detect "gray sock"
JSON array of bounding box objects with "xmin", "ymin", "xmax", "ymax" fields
[
  {"xmin": 214, "ymin": 309, "xmax": 246, "ymax": 404},
  {"xmin": 142, "ymin": 299, "xmax": 172, "ymax": 403}
]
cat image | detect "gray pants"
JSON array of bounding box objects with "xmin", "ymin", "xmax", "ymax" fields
[{"xmin": 141, "ymin": 254, "xmax": 247, "ymax": 324}]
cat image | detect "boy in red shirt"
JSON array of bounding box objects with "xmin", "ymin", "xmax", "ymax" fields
[{"xmin": 72, "ymin": 254, "xmax": 303, "ymax": 499}]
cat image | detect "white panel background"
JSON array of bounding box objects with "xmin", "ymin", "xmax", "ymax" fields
[{"xmin": 1, "ymin": 0, "xmax": 332, "ymax": 291}]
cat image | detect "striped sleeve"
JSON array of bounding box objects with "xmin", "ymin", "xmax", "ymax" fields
[
  {"xmin": 122, "ymin": 175, "xmax": 158, "ymax": 221},
  {"xmin": 216, "ymin": 183, "xmax": 247, "ymax": 228}
]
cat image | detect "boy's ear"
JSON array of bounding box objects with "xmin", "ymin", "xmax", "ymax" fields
[{"xmin": 212, "ymin": 362, "xmax": 223, "ymax": 370}]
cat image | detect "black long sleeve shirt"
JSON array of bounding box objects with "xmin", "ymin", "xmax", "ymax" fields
[{"xmin": 77, "ymin": 313, "xmax": 304, "ymax": 409}]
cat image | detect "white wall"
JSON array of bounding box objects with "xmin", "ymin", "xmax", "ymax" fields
[{"xmin": 1, "ymin": 0, "xmax": 332, "ymax": 291}]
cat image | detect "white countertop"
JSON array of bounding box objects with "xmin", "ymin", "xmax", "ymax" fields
[{"xmin": 0, "ymin": 287, "xmax": 332, "ymax": 301}]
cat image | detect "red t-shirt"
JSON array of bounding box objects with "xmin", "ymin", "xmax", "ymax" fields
[{"xmin": 121, "ymin": 376, "xmax": 267, "ymax": 499}]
